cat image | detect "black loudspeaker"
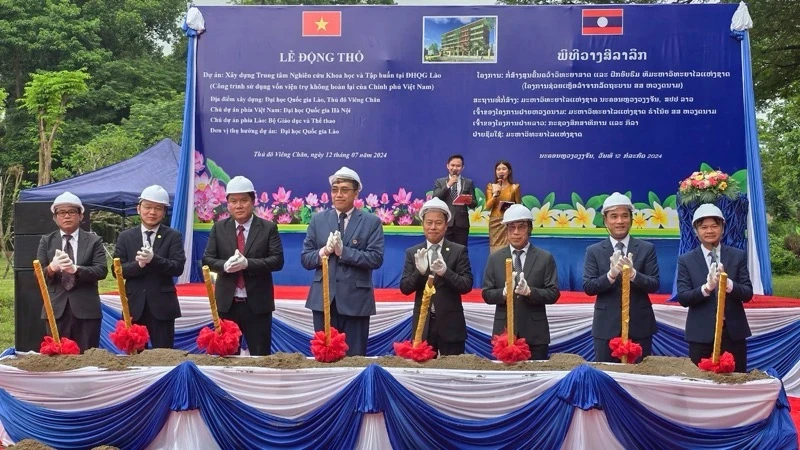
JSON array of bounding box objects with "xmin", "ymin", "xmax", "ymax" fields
[
  {"xmin": 14, "ymin": 235, "xmax": 43, "ymax": 269},
  {"xmin": 14, "ymin": 269, "xmax": 46, "ymax": 352},
  {"xmin": 13, "ymin": 201, "xmax": 91, "ymax": 351}
]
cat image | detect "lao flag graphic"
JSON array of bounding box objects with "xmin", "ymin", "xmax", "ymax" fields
[
  {"xmin": 302, "ymin": 11, "xmax": 342, "ymax": 37},
  {"xmin": 582, "ymin": 9, "xmax": 623, "ymax": 36}
]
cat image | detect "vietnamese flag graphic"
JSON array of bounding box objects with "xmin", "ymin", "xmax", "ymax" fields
[
  {"xmin": 582, "ymin": 9, "xmax": 623, "ymax": 36},
  {"xmin": 302, "ymin": 11, "xmax": 342, "ymax": 37}
]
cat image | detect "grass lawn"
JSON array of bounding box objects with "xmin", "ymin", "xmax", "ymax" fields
[{"xmin": 0, "ymin": 260, "xmax": 797, "ymax": 351}]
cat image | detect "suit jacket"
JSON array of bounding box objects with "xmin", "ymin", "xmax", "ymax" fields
[
  {"xmin": 583, "ymin": 237, "xmax": 660, "ymax": 340},
  {"xmin": 37, "ymin": 229, "xmax": 108, "ymax": 320},
  {"xmin": 676, "ymin": 245, "xmax": 753, "ymax": 343},
  {"xmin": 399, "ymin": 240, "xmax": 473, "ymax": 342},
  {"xmin": 112, "ymin": 225, "xmax": 186, "ymax": 321},
  {"xmin": 482, "ymin": 245, "xmax": 560, "ymax": 345},
  {"xmin": 202, "ymin": 216, "xmax": 284, "ymax": 314},
  {"xmin": 432, "ymin": 176, "xmax": 477, "ymax": 229},
  {"xmin": 301, "ymin": 208, "xmax": 384, "ymax": 316}
]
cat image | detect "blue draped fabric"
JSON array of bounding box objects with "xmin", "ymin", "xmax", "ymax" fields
[
  {"xmin": 740, "ymin": 31, "xmax": 773, "ymax": 294},
  {"xmin": 0, "ymin": 362, "xmax": 795, "ymax": 449},
  {"xmin": 97, "ymin": 305, "xmax": 800, "ymax": 377},
  {"xmin": 170, "ymin": 21, "xmax": 199, "ymax": 252},
  {"xmin": 370, "ymin": 364, "xmax": 575, "ymax": 449},
  {"xmin": 0, "ymin": 364, "xmax": 179, "ymax": 449},
  {"xmin": 191, "ymin": 231, "xmax": 680, "ymax": 293},
  {"xmin": 676, "ymin": 194, "xmax": 749, "ymax": 256}
]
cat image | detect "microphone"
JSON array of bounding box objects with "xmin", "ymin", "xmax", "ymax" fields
[{"xmin": 497, "ymin": 175, "xmax": 505, "ymax": 188}]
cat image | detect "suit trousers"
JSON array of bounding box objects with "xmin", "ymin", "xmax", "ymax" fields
[
  {"xmin": 136, "ymin": 302, "xmax": 175, "ymax": 349},
  {"xmin": 221, "ymin": 300, "xmax": 273, "ymax": 356},
  {"xmin": 313, "ymin": 301, "xmax": 370, "ymax": 356},
  {"xmin": 446, "ymin": 226, "xmax": 469, "ymax": 247},
  {"xmin": 426, "ymin": 315, "xmax": 465, "ymax": 356},
  {"xmin": 688, "ymin": 326, "xmax": 747, "ymax": 373},
  {"xmin": 529, "ymin": 344, "xmax": 549, "ymax": 361},
  {"xmin": 49, "ymin": 301, "xmax": 101, "ymax": 353},
  {"xmin": 594, "ymin": 337, "xmax": 652, "ymax": 363}
]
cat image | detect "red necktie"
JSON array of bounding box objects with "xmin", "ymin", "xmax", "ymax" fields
[{"xmin": 236, "ymin": 225, "xmax": 246, "ymax": 290}]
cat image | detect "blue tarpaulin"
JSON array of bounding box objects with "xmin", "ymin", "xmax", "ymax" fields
[{"xmin": 19, "ymin": 139, "xmax": 180, "ymax": 215}]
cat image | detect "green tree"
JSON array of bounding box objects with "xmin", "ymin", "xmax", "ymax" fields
[
  {"xmin": 759, "ymin": 95, "xmax": 800, "ymax": 223},
  {"xmin": 428, "ymin": 43, "xmax": 439, "ymax": 56},
  {"xmin": 19, "ymin": 69, "xmax": 90, "ymax": 186},
  {"xmin": 0, "ymin": 0, "xmax": 105, "ymax": 99}
]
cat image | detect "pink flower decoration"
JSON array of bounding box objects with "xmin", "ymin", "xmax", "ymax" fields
[
  {"xmin": 305, "ymin": 193, "xmax": 319, "ymax": 207},
  {"xmin": 398, "ymin": 214, "xmax": 413, "ymax": 225},
  {"xmin": 380, "ymin": 193, "xmax": 389, "ymax": 205},
  {"xmin": 426, "ymin": 193, "xmax": 432, "ymax": 201},
  {"xmin": 194, "ymin": 150, "xmax": 205, "ymax": 173},
  {"xmin": 375, "ymin": 207, "xmax": 395, "ymax": 225},
  {"xmin": 366, "ymin": 194, "xmax": 380, "ymax": 208},
  {"xmin": 277, "ymin": 213, "xmax": 292, "ymax": 224},
  {"xmin": 354, "ymin": 198, "xmax": 365, "ymax": 209},
  {"xmin": 320, "ymin": 192, "xmax": 330, "ymax": 204},
  {"xmin": 256, "ymin": 206, "xmax": 274, "ymax": 221},
  {"xmin": 195, "ymin": 173, "xmax": 211, "ymax": 191},
  {"xmin": 209, "ymin": 179, "xmax": 227, "ymax": 204},
  {"xmin": 393, "ymin": 188, "xmax": 412, "ymax": 206},
  {"xmin": 257, "ymin": 192, "xmax": 269, "ymax": 206},
  {"xmin": 289, "ymin": 197, "xmax": 305, "ymax": 213},
  {"xmin": 272, "ymin": 187, "xmax": 291, "ymax": 204},
  {"xmin": 194, "ymin": 188, "xmax": 220, "ymax": 209},
  {"xmin": 217, "ymin": 212, "xmax": 230, "ymax": 221},
  {"xmin": 196, "ymin": 204, "xmax": 215, "ymax": 222},
  {"xmin": 409, "ymin": 198, "xmax": 425, "ymax": 215}
]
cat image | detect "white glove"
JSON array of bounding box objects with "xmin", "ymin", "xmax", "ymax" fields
[
  {"xmin": 704, "ymin": 263, "xmax": 719, "ymax": 293},
  {"xmin": 620, "ymin": 253, "xmax": 636, "ymax": 279},
  {"xmin": 235, "ymin": 251, "xmax": 248, "ymax": 270},
  {"xmin": 430, "ymin": 257, "xmax": 447, "ymax": 276},
  {"xmin": 514, "ymin": 273, "xmax": 531, "ymax": 297},
  {"xmin": 414, "ymin": 248, "xmax": 428, "ymax": 275},
  {"xmin": 333, "ymin": 230, "xmax": 344, "ymax": 257},
  {"xmin": 136, "ymin": 246, "xmax": 154, "ymax": 267},
  {"xmin": 59, "ymin": 252, "xmax": 76, "ymax": 274},
  {"xmin": 714, "ymin": 264, "xmax": 733, "ymax": 293},
  {"xmin": 224, "ymin": 251, "xmax": 244, "ymax": 273},
  {"xmin": 323, "ymin": 232, "xmax": 336, "ymax": 256},
  {"xmin": 49, "ymin": 249, "xmax": 64, "ymax": 272},
  {"xmin": 608, "ymin": 250, "xmax": 623, "ymax": 279}
]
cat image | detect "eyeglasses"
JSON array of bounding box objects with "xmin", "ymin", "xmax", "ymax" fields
[
  {"xmin": 331, "ymin": 188, "xmax": 355, "ymax": 195},
  {"xmin": 140, "ymin": 204, "xmax": 165, "ymax": 212},
  {"xmin": 55, "ymin": 210, "xmax": 80, "ymax": 218}
]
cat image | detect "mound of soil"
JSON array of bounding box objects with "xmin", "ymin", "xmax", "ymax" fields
[{"xmin": 2, "ymin": 349, "xmax": 768, "ymax": 384}]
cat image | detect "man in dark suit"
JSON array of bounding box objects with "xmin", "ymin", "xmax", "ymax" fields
[
  {"xmin": 482, "ymin": 204, "xmax": 560, "ymax": 360},
  {"xmin": 301, "ymin": 167, "xmax": 384, "ymax": 356},
  {"xmin": 432, "ymin": 154, "xmax": 477, "ymax": 247},
  {"xmin": 583, "ymin": 192, "xmax": 660, "ymax": 363},
  {"xmin": 113, "ymin": 185, "xmax": 185, "ymax": 348},
  {"xmin": 37, "ymin": 192, "xmax": 108, "ymax": 352},
  {"xmin": 202, "ymin": 176, "xmax": 284, "ymax": 356},
  {"xmin": 400, "ymin": 198, "xmax": 473, "ymax": 356},
  {"xmin": 677, "ymin": 203, "xmax": 753, "ymax": 373}
]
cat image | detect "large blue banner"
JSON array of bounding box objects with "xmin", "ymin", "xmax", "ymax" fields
[{"xmin": 192, "ymin": 5, "xmax": 745, "ymax": 238}]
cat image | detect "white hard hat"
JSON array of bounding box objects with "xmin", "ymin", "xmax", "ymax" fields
[
  {"xmin": 601, "ymin": 192, "xmax": 633, "ymax": 214},
  {"xmin": 418, "ymin": 197, "xmax": 452, "ymax": 223},
  {"xmin": 51, "ymin": 191, "xmax": 84, "ymax": 213},
  {"xmin": 502, "ymin": 204, "xmax": 533, "ymax": 224},
  {"xmin": 692, "ymin": 203, "xmax": 725, "ymax": 225},
  {"xmin": 226, "ymin": 176, "xmax": 255, "ymax": 195},
  {"xmin": 328, "ymin": 166, "xmax": 361, "ymax": 191},
  {"xmin": 139, "ymin": 185, "xmax": 170, "ymax": 206}
]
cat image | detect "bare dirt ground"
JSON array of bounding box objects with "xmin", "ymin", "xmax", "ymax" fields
[{"xmin": 2, "ymin": 349, "xmax": 768, "ymax": 384}]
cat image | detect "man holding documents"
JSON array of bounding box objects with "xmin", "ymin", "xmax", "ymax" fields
[{"xmin": 432, "ymin": 154, "xmax": 477, "ymax": 246}]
